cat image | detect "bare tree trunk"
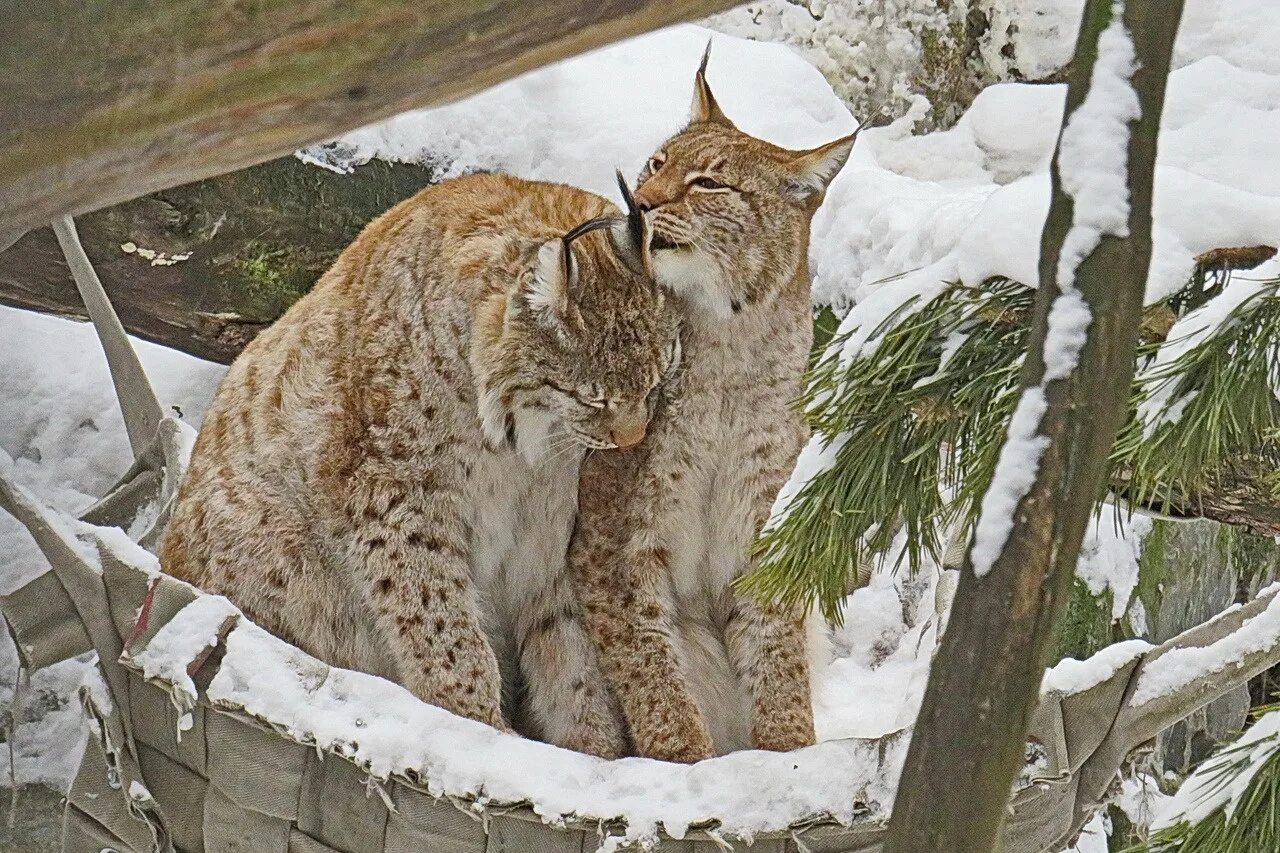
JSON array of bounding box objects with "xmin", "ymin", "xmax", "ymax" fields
[
  {"xmin": 883, "ymin": 2, "xmax": 1186, "ymax": 850},
  {"xmin": 0, "ymin": 0, "xmax": 737, "ymax": 250}
]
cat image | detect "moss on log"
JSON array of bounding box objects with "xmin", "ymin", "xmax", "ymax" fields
[{"xmin": 0, "ymin": 156, "xmax": 435, "ymax": 363}]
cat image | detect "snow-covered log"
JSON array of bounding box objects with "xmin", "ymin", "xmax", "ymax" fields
[
  {"xmin": 0, "ymin": 0, "xmax": 737, "ymax": 251},
  {"xmin": 884, "ymin": 1, "xmax": 1186, "ymax": 849}
]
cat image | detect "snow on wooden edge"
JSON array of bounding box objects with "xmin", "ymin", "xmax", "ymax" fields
[
  {"xmin": 1041, "ymin": 638, "xmax": 1152, "ymax": 696},
  {"xmin": 122, "ymin": 569, "xmax": 1168, "ymax": 850},
  {"xmin": 205, "ymin": 618, "xmax": 896, "ymax": 850},
  {"xmin": 124, "ymin": 594, "xmax": 239, "ymax": 707},
  {"xmin": 1129, "ymin": 585, "xmax": 1280, "ymax": 707}
]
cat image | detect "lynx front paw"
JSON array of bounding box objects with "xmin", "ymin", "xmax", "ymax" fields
[
  {"xmin": 752, "ymin": 712, "xmax": 815, "ymax": 753},
  {"xmin": 563, "ymin": 723, "xmax": 630, "ymax": 760},
  {"xmin": 637, "ymin": 712, "xmax": 716, "ymax": 764},
  {"xmin": 450, "ymin": 701, "xmax": 514, "ymax": 734},
  {"xmin": 408, "ymin": 678, "xmax": 511, "ymax": 733}
]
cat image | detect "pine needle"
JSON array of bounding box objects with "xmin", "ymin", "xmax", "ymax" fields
[{"xmin": 745, "ymin": 271, "xmax": 1280, "ymax": 620}]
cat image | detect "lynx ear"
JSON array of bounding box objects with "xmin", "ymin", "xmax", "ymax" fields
[
  {"xmin": 690, "ymin": 40, "xmax": 736, "ymax": 129},
  {"xmin": 609, "ymin": 169, "xmax": 653, "ymax": 277},
  {"xmin": 785, "ymin": 133, "xmax": 857, "ymax": 200},
  {"xmin": 525, "ymin": 238, "xmax": 575, "ymax": 321}
]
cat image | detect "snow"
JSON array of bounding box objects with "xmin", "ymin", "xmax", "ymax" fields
[
  {"xmin": 0, "ymin": 305, "xmax": 224, "ymax": 596},
  {"xmin": 303, "ymin": 25, "xmax": 857, "ymax": 204},
  {"xmin": 1042, "ymin": 639, "xmax": 1151, "ymax": 696},
  {"xmin": 1116, "ymin": 771, "xmax": 1171, "ymax": 835},
  {"xmin": 124, "ymin": 594, "xmax": 239, "ymax": 706},
  {"xmin": 706, "ymin": 0, "xmax": 953, "ymax": 118},
  {"xmin": 0, "ymin": 306, "xmax": 224, "ymax": 792},
  {"xmin": 0, "ymin": 657, "xmax": 95, "ymax": 791},
  {"xmin": 764, "ymin": 433, "xmax": 848, "ymax": 531},
  {"xmin": 1173, "ymin": 0, "xmax": 1280, "ymax": 77},
  {"xmin": 209, "ymin": 617, "xmax": 901, "ymax": 850},
  {"xmin": 991, "ymin": 0, "xmax": 1087, "ymax": 81},
  {"xmin": 814, "ymin": 556, "xmax": 944, "ymax": 739},
  {"xmin": 1075, "ymin": 509, "xmax": 1153, "ymax": 620},
  {"xmin": 1153, "ymin": 708, "xmax": 1280, "ymax": 829},
  {"xmin": 809, "ymin": 57, "xmax": 1280, "ymax": 317},
  {"xmin": 1130, "ymin": 586, "xmax": 1280, "ymax": 707},
  {"xmin": 1045, "ymin": 2, "xmax": 1137, "ymax": 377},
  {"xmin": 829, "ymin": 5, "xmax": 1140, "ymax": 579},
  {"xmin": 969, "ymin": 388, "xmax": 1050, "ymax": 577},
  {"xmin": 1065, "ymin": 811, "xmax": 1109, "ymax": 853}
]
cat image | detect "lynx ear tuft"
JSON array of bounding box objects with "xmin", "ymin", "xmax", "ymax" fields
[
  {"xmin": 525, "ymin": 238, "xmax": 574, "ymax": 320},
  {"xmin": 690, "ymin": 40, "xmax": 736, "ymax": 129},
  {"xmin": 609, "ymin": 169, "xmax": 653, "ymax": 277},
  {"xmin": 785, "ymin": 133, "xmax": 857, "ymax": 200}
]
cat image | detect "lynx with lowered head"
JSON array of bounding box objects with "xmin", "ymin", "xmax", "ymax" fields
[
  {"xmin": 569, "ymin": 45, "xmax": 857, "ymax": 762},
  {"xmin": 162, "ymin": 172, "xmax": 678, "ymax": 757}
]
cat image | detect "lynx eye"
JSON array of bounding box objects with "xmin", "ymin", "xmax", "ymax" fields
[
  {"xmin": 689, "ymin": 175, "xmax": 729, "ymax": 191},
  {"xmin": 647, "ymin": 154, "xmax": 666, "ymax": 174},
  {"xmin": 544, "ymin": 382, "xmax": 605, "ymax": 409}
]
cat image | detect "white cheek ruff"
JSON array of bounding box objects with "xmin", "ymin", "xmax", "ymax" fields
[
  {"xmin": 653, "ymin": 249, "xmax": 735, "ymax": 321},
  {"xmin": 512, "ymin": 406, "xmax": 561, "ymax": 465},
  {"xmin": 477, "ymin": 387, "xmax": 508, "ymax": 450}
]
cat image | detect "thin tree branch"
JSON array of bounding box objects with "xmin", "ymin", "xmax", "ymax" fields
[{"xmin": 883, "ymin": 1, "xmax": 1186, "ymax": 849}]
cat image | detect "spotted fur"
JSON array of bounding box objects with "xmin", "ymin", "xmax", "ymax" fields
[
  {"xmin": 162, "ymin": 173, "xmax": 677, "ymax": 756},
  {"xmin": 568, "ymin": 51, "xmax": 856, "ymax": 761}
]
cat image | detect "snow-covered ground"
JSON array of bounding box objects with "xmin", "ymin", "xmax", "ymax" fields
[
  {"xmin": 3, "ymin": 4, "xmax": 1278, "ymax": 845},
  {"xmin": 0, "ymin": 307, "xmax": 224, "ymax": 788}
]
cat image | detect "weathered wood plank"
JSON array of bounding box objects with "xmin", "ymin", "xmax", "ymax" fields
[{"xmin": 0, "ymin": 0, "xmax": 736, "ymax": 249}]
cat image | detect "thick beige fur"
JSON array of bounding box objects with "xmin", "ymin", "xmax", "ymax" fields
[
  {"xmin": 162, "ymin": 173, "xmax": 677, "ymax": 756},
  {"xmin": 568, "ymin": 55, "xmax": 856, "ymax": 762}
]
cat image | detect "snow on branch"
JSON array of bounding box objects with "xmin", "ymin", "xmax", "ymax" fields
[{"xmin": 969, "ymin": 2, "xmax": 1140, "ymax": 578}]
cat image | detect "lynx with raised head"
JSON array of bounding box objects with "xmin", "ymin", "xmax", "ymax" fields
[{"xmin": 569, "ymin": 47, "xmax": 857, "ymax": 762}]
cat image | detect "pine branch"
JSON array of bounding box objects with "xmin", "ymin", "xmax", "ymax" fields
[
  {"xmin": 749, "ymin": 266, "xmax": 1280, "ymax": 618},
  {"xmin": 1133, "ymin": 708, "xmax": 1280, "ymax": 853}
]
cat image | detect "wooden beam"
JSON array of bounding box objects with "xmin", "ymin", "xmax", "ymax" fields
[{"xmin": 0, "ymin": 0, "xmax": 736, "ymax": 249}]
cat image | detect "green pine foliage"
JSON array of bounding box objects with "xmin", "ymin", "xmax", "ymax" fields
[
  {"xmin": 746, "ymin": 279, "xmax": 1029, "ymax": 620},
  {"xmin": 1129, "ymin": 706, "xmax": 1280, "ymax": 853},
  {"xmin": 745, "ymin": 270, "xmax": 1280, "ymax": 621},
  {"xmin": 1116, "ymin": 282, "xmax": 1280, "ymax": 511}
]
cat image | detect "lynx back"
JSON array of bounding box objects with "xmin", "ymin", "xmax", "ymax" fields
[{"xmin": 163, "ymin": 173, "xmax": 677, "ymax": 757}]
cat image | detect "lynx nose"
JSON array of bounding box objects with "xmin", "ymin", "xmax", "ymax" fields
[
  {"xmin": 610, "ymin": 419, "xmax": 647, "ymax": 449},
  {"xmin": 633, "ymin": 190, "xmax": 658, "ymax": 213}
]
